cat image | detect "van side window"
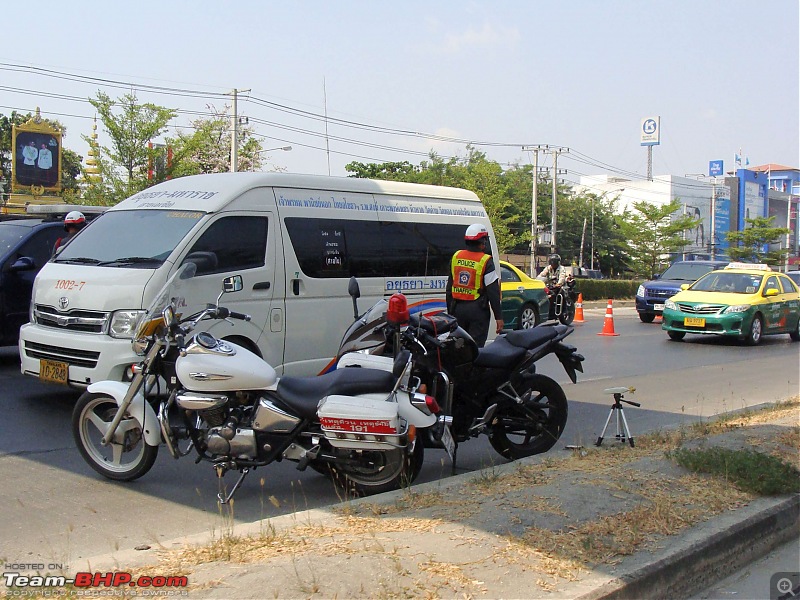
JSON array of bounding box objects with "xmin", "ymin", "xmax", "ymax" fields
[
  {"xmin": 284, "ymin": 218, "xmax": 466, "ymax": 278},
  {"xmin": 187, "ymin": 216, "xmax": 268, "ymax": 275}
]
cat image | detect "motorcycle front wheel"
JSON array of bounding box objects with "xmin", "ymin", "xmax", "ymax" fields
[
  {"xmin": 326, "ymin": 440, "xmax": 424, "ymax": 496},
  {"xmin": 72, "ymin": 392, "xmax": 159, "ymax": 481},
  {"xmin": 488, "ymin": 375, "xmax": 569, "ymax": 460},
  {"xmin": 557, "ymin": 295, "xmax": 575, "ymax": 325}
]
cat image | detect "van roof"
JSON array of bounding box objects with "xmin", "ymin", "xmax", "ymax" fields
[{"xmin": 110, "ymin": 173, "xmax": 482, "ymax": 213}]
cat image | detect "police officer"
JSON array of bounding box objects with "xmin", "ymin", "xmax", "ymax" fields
[
  {"xmin": 53, "ymin": 211, "xmax": 86, "ymax": 253},
  {"xmin": 446, "ymin": 223, "xmax": 503, "ymax": 347}
]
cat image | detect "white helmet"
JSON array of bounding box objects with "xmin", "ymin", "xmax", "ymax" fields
[
  {"xmin": 64, "ymin": 211, "xmax": 86, "ymax": 226},
  {"xmin": 465, "ymin": 223, "xmax": 489, "ymax": 242}
]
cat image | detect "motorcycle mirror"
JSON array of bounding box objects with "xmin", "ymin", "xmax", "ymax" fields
[
  {"xmin": 222, "ymin": 275, "xmax": 244, "ymax": 294},
  {"xmin": 348, "ymin": 276, "xmax": 361, "ymax": 320}
]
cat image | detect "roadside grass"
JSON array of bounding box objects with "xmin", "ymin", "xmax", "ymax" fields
[{"xmin": 668, "ymin": 446, "xmax": 800, "ymax": 496}]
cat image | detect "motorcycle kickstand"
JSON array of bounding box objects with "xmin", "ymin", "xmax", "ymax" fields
[{"xmin": 216, "ymin": 466, "xmax": 250, "ymax": 505}]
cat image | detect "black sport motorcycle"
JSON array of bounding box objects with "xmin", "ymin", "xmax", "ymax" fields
[{"xmin": 337, "ymin": 282, "xmax": 584, "ymax": 468}]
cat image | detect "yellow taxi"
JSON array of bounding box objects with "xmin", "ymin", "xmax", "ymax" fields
[
  {"xmin": 661, "ymin": 263, "xmax": 800, "ymax": 345},
  {"xmin": 499, "ymin": 260, "xmax": 550, "ymax": 329}
]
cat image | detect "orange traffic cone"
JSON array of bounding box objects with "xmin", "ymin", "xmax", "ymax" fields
[
  {"xmin": 597, "ymin": 299, "xmax": 620, "ymax": 336},
  {"xmin": 573, "ymin": 293, "xmax": 585, "ymax": 323}
]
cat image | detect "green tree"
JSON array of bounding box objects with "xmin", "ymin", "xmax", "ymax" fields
[
  {"xmin": 169, "ymin": 106, "xmax": 263, "ymax": 176},
  {"xmin": 725, "ymin": 216, "xmax": 790, "ymax": 266},
  {"xmin": 84, "ymin": 92, "xmax": 177, "ymax": 204},
  {"xmin": 620, "ymin": 198, "xmax": 699, "ymax": 278}
]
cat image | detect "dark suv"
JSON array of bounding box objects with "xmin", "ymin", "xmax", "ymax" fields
[
  {"xmin": 0, "ymin": 218, "xmax": 65, "ymax": 345},
  {"xmin": 635, "ymin": 260, "xmax": 729, "ymax": 323}
]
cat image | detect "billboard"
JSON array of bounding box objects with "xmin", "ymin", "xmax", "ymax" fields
[
  {"xmin": 11, "ymin": 110, "xmax": 62, "ymax": 192},
  {"xmin": 713, "ymin": 186, "xmax": 731, "ymax": 253},
  {"xmin": 640, "ymin": 116, "xmax": 661, "ymax": 146}
]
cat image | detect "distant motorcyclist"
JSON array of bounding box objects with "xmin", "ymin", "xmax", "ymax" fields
[{"xmin": 537, "ymin": 254, "xmax": 569, "ymax": 320}]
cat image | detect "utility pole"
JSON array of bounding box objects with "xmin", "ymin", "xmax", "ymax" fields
[
  {"xmin": 522, "ymin": 145, "xmax": 544, "ymax": 277},
  {"xmin": 229, "ymin": 88, "xmax": 250, "ymax": 173},
  {"xmin": 550, "ymin": 147, "xmax": 569, "ymax": 253}
]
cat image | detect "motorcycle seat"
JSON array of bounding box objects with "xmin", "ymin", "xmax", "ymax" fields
[
  {"xmin": 276, "ymin": 368, "xmax": 396, "ymax": 419},
  {"xmin": 474, "ymin": 336, "xmax": 526, "ymax": 368},
  {"xmin": 504, "ymin": 326, "xmax": 559, "ymax": 350}
]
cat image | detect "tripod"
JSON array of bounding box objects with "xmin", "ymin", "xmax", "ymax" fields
[{"xmin": 595, "ymin": 387, "xmax": 640, "ymax": 448}]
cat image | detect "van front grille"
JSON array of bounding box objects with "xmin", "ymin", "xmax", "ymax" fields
[{"xmin": 35, "ymin": 305, "xmax": 108, "ymax": 333}]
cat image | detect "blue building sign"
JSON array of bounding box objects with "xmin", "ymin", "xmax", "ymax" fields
[{"xmin": 709, "ymin": 160, "xmax": 723, "ymax": 177}]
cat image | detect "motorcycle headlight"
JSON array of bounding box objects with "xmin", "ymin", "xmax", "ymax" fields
[
  {"xmin": 132, "ymin": 337, "xmax": 149, "ymax": 356},
  {"xmin": 636, "ymin": 285, "xmax": 645, "ymax": 298},
  {"xmin": 723, "ymin": 304, "xmax": 751, "ymax": 314},
  {"xmin": 664, "ymin": 299, "xmax": 677, "ymax": 310},
  {"xmin": 109, "ymin": 310, "xmax": 146, "ymax": 339}
]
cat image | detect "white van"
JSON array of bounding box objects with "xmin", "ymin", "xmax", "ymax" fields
[{"xmin": 20, "ymin": 173, "xmax": 497, "ymax": 388}]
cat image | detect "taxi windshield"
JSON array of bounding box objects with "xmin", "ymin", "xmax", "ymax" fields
[
  {"xmin": 55, "ymin": 210, "xmax": 204, "ymax": 267},
  {"xmin": 691, "ymin": 272, "xmax": 763, "ymax": 294}
]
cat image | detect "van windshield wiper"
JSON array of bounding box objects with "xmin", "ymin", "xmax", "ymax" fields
[
  {"xmin": 97, "ymin": 257, "xmax": 164, "ymax": 267},
  {"xmin": 54, "ymin": 257, "xmax": 102, "ymax": 265}
]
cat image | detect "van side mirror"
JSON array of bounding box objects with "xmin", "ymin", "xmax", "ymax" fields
[
  {"xmin": 222, "ymin": 275, "xmax": 243, "ymax": 294},
  {"xmin": 348, "ymin": 276, "xmax": 361, "ymax": 320},
  {"xmin": 10, "ymin": 256, "xmax": 36, "ymax": 272}
]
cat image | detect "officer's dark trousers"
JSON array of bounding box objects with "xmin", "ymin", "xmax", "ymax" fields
[{"xmin": 451, "ymin": 300, "xmax": 490, "ymax": 347}]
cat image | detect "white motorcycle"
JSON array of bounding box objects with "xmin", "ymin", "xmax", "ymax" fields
[{"xmin": 71, "ymin": 264, "xmax": 438, "ymax": 502}]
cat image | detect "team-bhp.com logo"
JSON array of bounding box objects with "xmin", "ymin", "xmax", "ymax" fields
[{"xmin": 3, "ymin": 571, "xmax": 188, "ymax": 595}]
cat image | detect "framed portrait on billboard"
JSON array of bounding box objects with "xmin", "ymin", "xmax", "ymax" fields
[{"xmin": 11, "ymin": 110, "xmax": 62, "ymax": 192}]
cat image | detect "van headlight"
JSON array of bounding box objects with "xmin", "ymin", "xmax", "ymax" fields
[
  {"xmin": 636, "ymin": 285, "xmax": 645, "ymax": 298},
  {"xmin": 109, "ymin": 310, "xmax": 146, "ymax": 339}
]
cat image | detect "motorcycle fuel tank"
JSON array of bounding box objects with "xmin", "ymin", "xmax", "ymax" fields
[{"xmin": 177, "ymin": 337, "xmax": 277, "ymax": 391}]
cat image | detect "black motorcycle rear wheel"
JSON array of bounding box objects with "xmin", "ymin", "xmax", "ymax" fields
[
  {"xmin": 557, "ymin": 294, "xmax": 575, "ymax": 325},
  {"xmin": 488, "ymin": 375, "xmax": 568, "ymax": 460}
]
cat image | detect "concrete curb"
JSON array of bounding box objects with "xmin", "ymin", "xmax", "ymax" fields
[{"xmin": 577, "ymin": 495, "xmax": 800, "ymax": 600}]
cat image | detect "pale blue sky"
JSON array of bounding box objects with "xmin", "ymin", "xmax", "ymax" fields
[{"xmin": 2, "ymin": 0, "xmax": 797, "ymax": 190}]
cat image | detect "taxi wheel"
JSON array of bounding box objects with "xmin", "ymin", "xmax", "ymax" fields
[
  {"xmin": 667, "ymin": 331, "xmax": 685, "ymax": 341},
  {"xmin": 518, "ymin": 303, "xmax": 540, "ymax": 329},
  {"xmin": 790, "ymin": 318, "xmax": 800, "ymax": 342},
  {"xmin": 744, "ymin": 314, "xmax": 763, "ymax": 346}
]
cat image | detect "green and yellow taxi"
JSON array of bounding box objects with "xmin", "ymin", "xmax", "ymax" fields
[
  {"xmin": 661, "ymin": 263, "xmax": 800, "ymax": 345},
  {"xmin": 499, "ymin": 260, "xmax": 550, "ymax": 329}
]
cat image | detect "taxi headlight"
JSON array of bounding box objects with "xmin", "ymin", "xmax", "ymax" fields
[
  {"xmin": 636, "ymin": 285, "xmax": 645, "ymax": 298},
  {"xmin": 109, "ymin": 310, "xmax": 146, "ymax": 339},
  {"xmin": 723, "ymin": 304, "xmax": 751, "ymax": 314},
  {"xmin": 132, "ymin": 337, "xmax": 148, "ymax": 356},
  {"xmin": 664, "ymin": 299, "xmax": 677, "ymax": 311}
]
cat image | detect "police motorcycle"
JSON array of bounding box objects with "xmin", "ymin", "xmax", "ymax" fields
[
  {"xmin": 336, "ymin": 280, "xmax": 584, "ymax": 469},
  {"xmin": 71, "ymin": 264, "xmax": 437, "ymax": 502}
]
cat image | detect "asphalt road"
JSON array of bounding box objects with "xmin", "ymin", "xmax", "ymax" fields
[{"xmin": 1, "ymin": 305, "xmax": 798, "ymax": 569}]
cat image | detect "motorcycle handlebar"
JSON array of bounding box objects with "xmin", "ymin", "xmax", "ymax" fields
[{"xmin": 215, "ymin": 307, "xmax": 251, "ymax": 321}]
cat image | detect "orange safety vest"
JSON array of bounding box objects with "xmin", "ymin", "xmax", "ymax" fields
[{"xmin": 450, "ymin": 250, "xmax": 491, "ymax": 301}]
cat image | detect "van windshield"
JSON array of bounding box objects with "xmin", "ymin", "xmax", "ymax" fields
[{"xmin": 54, "ymin": 210, "xmax": 204, "ymax": 267}]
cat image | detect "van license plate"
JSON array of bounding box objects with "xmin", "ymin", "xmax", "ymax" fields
[
  {"xmin": 40, "ymin": 359, "xmax": 68, "ymax": 385},
  {"xmin": 684, "ymin": 317, "xmax": 705, "ymax": 327}
]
